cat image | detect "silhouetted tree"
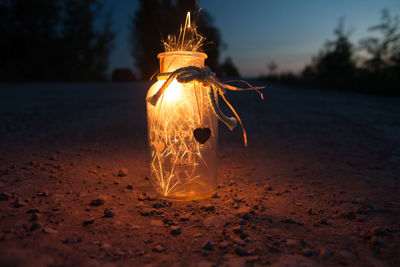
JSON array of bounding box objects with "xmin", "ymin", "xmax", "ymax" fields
[
  {"xmin": 262, "ymin": 11, "xmax": 400, "ymax": 93},
  {"xmin": 129, "ymin": 0, "xmax": 161, "ymax": 81},
  {"xmin": 0, "ymin": 0, "xmax": 115, "ymax": 81},
  {"xmin": 357, "ymin": 8, "xmax": 400, "ymax": 90},
  {"xmin": 0, "ymin": 0, "xmax": 62, "ymax": 81},
  {"xmin": 267, "ymin": 61, "xmax": 278, "ymax": 74},
  {"xmin": 359, "ymin": 8, "xmax": 400, "ymax": 72},
  {"xmin": 194, "ymin": 8, "xmax": 223, "ymax": 76},
  {"xmin": 61, "ymin": 0, "xmax": 115, "ymax": 81},
  {"xmin": 390, "ymin": 43, "xmax": 400, "ymax": 77},
  {"xmin": 112, "ymin": 68, "xmax": 136, "ymax": 82},
  {"xmin": 219, "ymin": 57, "xmax": 240, "ymax": 77},
  {"xmin": 130, "ymin": 0, "xmax": 225, "ymax": 79},
  {"xmin": 303, "ymin": 18, "xmax": 355, "ymax": 89}
]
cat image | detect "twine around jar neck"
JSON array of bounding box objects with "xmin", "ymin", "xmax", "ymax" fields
[{"xmin": 147, "ymin": 65, "xmax": 264, "ymax": 147}]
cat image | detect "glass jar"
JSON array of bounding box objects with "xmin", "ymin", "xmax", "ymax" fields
[{"xmin": 146, "ymin": 51, "xmax": 218, "ymax": 199}]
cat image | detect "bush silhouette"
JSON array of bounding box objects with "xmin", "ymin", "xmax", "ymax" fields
[{"xmin": 0, "ymin": 0, "xmax": 115, "ymax": 82}]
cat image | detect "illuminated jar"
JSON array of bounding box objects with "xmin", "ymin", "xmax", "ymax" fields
[{"xmin": 146, "ymin": 51, "xmax": 218, "ymax": 199}]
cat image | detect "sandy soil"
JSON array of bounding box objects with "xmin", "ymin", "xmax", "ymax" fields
[{"xmin": 0, "ymin": 82, "xmax": 399, "ymax": 267}]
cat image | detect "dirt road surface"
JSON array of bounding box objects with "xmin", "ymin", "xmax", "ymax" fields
[{"xmin": 0, "ymin": 82, "xmax": 399, "ymax": 266}]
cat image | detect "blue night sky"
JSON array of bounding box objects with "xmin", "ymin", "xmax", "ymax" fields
[{"xmin": 102, "ymin": 0, "xmax": 400, "ymax": 77}]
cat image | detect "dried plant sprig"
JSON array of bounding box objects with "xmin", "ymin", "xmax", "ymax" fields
[{"xmin": 163, "ymin": 12, "xmax": 206, "ymax": 52}]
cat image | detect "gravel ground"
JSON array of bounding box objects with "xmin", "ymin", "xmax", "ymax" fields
[{"xmin": 0, "ymin": 82, "xmax": 399, "ymax": 267}]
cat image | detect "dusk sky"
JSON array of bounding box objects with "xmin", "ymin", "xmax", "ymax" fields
[{"xmin": 102, "ymin": 0, "xmax": 400, "ymax": 77}]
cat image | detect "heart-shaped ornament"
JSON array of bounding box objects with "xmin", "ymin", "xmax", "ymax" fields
[
  {"xmin": 154, "ymin": 141, "xmax": 165, "ymax": 152},
  {"xmin": 193, "ymin": 128, "xmax": 211, "ymax": 144}
]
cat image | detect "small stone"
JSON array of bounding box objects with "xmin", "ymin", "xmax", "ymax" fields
[
  {"xmin": 236, "ymin": 247, "xmax": 247, "ymax": 256},
  {"xmin": 212, "ymin": 192, "xmax": 219, "ymax": 198},
  {"xmin": 231, "ymin": 237, "xmax": 246, "ymax": 246},
  {"xmin": 180, "ymin": 215, "xmax": 190, "ymax": 222},
  {"xmin": 104, "ymin": 208, "xmax": 114, "ymax": 218},
  {"xmin": 240, "ymin": 232, "xmax": 249, "ymax": 239},
  {"xmin": 27, "ymin": 208, "xmax": 40, "ymax": 213},
  {"xmin": 63, "ymin": 236, "xmax": 82, "ymax": 244},
  {"xmin": 286, "ymin": 239, "xmax": 300, "ymax": 248},
  {"xmin": 303, "ymin": 249, "xmax": 313, "ymax": 257},
  {"xmin": 126, "ymin": 185, "xmax": 133, "ymax": 190},
  {"xmin": 30, "ymin": 222, "xmax": 41, "ymax": 231},
  {"xmin": 0, "ymin": 192, "xmax": 10, "ymax": 201},
  {"xmin": 279, "ymin": 189, "xmax": 290, "ymax": 195},
  {"xmin": 370, "ymin": 236, "xmax": 388, "ymax": 248},
  {"xmin": 170, "ymin": 226, "xmax": 182, "ymax": 236},
  {"xmin": 196, "ymin": 260, "xmax": 215, "ymax": 267},
  {"xmin": 383, "ymin": 225, "xmax": 392, "ymax": 232},
  {"xmin": 31, "ymin": 213, "xmax": 39, "ymax": 221},
  {"xmin": 138, "ymin": 193, "xmax": 146, "ymax": 201},
  {"xmin": 138, "ymin": 193, "xmax": 156, "ymax": 201},
  {"xmin": 118, "ymin": 168, "xmax": 128, "ymax": 177},
  {"xmin": 150, "ymin": 220, "xmax": 163, "ymax": 226},
  {"xmin": 346, "ymin": 211, "xmax": 356, "ymax": 219},
  {"xmin": 147, "ymin": 194, "xmax": 156, "ymax": 201},
  {"xmin": 353, "ymin": 198, "xmax": 366, "ymax": 204},
  {"xmin": 338, "ymin": 250, "xmax": 353, "ymax": 263},
  {"xmin": 341, "ymin": 211, "xmax": 356, "ymax": 220},
  {"xmin": 359, "ymin": 231, "xmax": 367, "ymax": 238},
  {"xmin": 89, "ymin": 199, "xmax": 104, "ymax": 206},
  {"xmin": 319, "ymin": 218, "xmax": 330, "ymax": 225},
  {"xmin": 202, "ymin": 241, "xmax": 214, "ymax": 251},
  {"xmin": 264, "ymin": 185, "xmax": 273, "ymax": 191},
  {"xmin": 319, "ymin": 248, "xmax": 332, "ymax": 259},
  {"xmin": 43, "ymin": 227, "xmax": 58, "ymax": 234},
  {"xmin": 219, "ymin": 241, "xmax": 230, "ymax": 249},
  {"xmin": 241, "ymin": 212, "xmax": 250, "ymax": 220},
  {"xmin": 37, "ymin": 191, "xmax": 48, "ymax": 197},
  {"xmin": 233, "ymin": 226, "xmax": 243, "ymax": 234},
  {"xmin": 347, "ymin": 161, "xmax": 358, "ymax": 167},
  {"xmin": 204, "ymin": 205, "xmax": 215, "ymax": 212},
  {"xmin": 162, "ymin": 218, "xmax": 175, "ymax": 225},
  {"xmin": 354, "ymin": 207, "xmax": 367, "ymax": 215},
  {"xmin": 153, "ymin": 202, "xmax": 165, "ymax": 209},
  {"xmin": 88, "ymin": 169, "xmax": 98, "ymax": 175},
  {"xmin": 281, "ymin": 218, "xmax": 296, "ymax": 224},
  {"xmin": 141, "ymin": 208, "xmax": 155, "ymax": 216},
  {"xmin": 369, "ymin": 226, "xmax": 383, "ymax": 236},
  {"xmin": 114, "ymin": 249, "xmax": 126, "ymax": 257},
  {"xmin": 13, "ymin": 198, "xmax": 25, "ymax": 208},
  {"xmin": 101, "ymin": 242, "xmax": 112, "ymax": 250},
  {"xmin": 273, "ymin": 255, "xmax": 316, "ymax": 266},
  {"xmin": 154, "ymin": 244, "xmax": 164, "ymax": 252},
  {"xmin": 83, "ymin": 219, "xmax": 94, "ymax": 226},
  {"xmin": 203, "ymin": 215, "xmax": 223, "ymax": 228},
  {"xmin": 135, "ymin": 250, "xmax": 145, "ymax": 256},
  {"xmin": 356, "ymin": 216, "xmax": 366, "ymax": 222}
]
